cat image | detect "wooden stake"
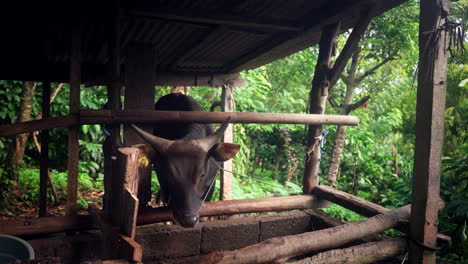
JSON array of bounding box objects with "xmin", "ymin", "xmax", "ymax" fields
[
  {"xmin": 409, "ymin": 0, "xmax": 449, "ymax": 263},
  {"xmin": 66, "ymin": 23, "xmax": 81, "ymax": 216},
  {"xmin": 220, "ymin": 82, "xmax": 234, "ymax": 200},
  {"xmin": 39, "ymin": 81, "xmax": 51, "ymax": 217}
]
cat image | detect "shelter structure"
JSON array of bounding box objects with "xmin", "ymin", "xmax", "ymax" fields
[{"xmin": 0, "ymin": 0, "xmax": 451, "ymax": 263}]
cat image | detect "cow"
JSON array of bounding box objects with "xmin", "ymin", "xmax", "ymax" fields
[{"xmin": 131, "ymin": 93, "xmax": 239, "ymax": 227}]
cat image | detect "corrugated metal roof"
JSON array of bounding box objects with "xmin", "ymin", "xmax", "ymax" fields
[{"xmin": 0, "ymin": 0, "xmax": 407, "ymax": 83}]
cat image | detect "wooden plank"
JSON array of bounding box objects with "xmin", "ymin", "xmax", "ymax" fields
[
  {"xmin": 39, "ymin": 81, "xmax": 51, "ymax": 217},
  {"xmin": 220, "ymin": 83, "xmax": 234, "ymax": 200},
  {"xmin": 66, "ymin": 24, "xmax": 81, "ymax": 216},
  {"xmin": 303, "ymin": 23, "xmax": 339, "ymax": 194},
  {"xmin": 0, "ymin": 215, "xmax": 95, "ymax": 236},
  {"xmin": 0, "ymin": 115, "xmax": 78, "ymax": 137},
  {"xmin": 312, "ymin": 185, "xmax": 450, "ymax": 246},
  {"xmin": 80, "ymin": 109, "xmax": 360, "ymax": 126},
  {"xmin": 119, "ymin": 234, "xmax": 143, "ymax": 262},
  {"xmin": 409, "ymin": 0, "xmax": 450, "ymax": 263},
  {"xmin": 121, "ymin": 190, "xmax": 139, "ymax": 239},
  {"xmin": 88, "ymin": 203, "xmax": 142, "ymax": 262}
]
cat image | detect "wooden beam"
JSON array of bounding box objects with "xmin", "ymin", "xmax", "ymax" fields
[
  {"xmin": 138, "ymin": 195, "xmax": 319, "ymax": 225},
  {"xmin": 80, "ymin": 109, "xmax": 360, "ymax": 126},
  {"xmin": 155, "ymin": 73, "xmax": 247, "ymax": 87},
  {"xmin": 312, "ymin": 185, "xmax": 451, "ymax": 246},
  {"xmin": 409, "ymin": 0, "xmax": 450, "ymax": 263},
  {"xmin": 39, "ymin": 81, "xmax": 51, "ymax": 217},
  {"xmin": 0, "ymin": 215, "xmax": 95, "ymax": 236},
  {"xmin": 0, "ymin": 116, "xmax": 78, "ymax": 137},
  {"xmin": 66, "ymin": 23, "xmax": 81, "ymax": 216},
  {"xmin": 303, "ymin": 23, "xmax": 339, "ymax": 194},
  {"xmin": 226, "ymin": 0, "xmax": 367, "ymax": 73},
  {"xmin": 220, "ymin": 83, "xmax": 234, "ymax": 200},
  {"xmin": 128, "ymin": 9, "xmax": 302, "ymax": 32},
  {"xmin": 290, "ymin": 237, "xmax": 407, "ymax": 264},
  {"xmin": 198, "ymin": 205, "xmax": 412, "ymax": 263},
  {"xmin": 0, "ymin": 111, "xmax": 360, "ymax": 138},
  {"xmin": 0, "ymin": 195, "xmax": 319, "ymax": 236}
]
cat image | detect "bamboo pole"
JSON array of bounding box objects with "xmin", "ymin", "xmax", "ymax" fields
[{"xmin": 80, "ymin": 109, "xmax": 360, "ymax": 126}]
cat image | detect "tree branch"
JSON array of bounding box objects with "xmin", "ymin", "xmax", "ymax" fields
[
  {"xmin": 355, "ymin": 56, "xmax": 395, "ymax": 83},
  {"xmin": 344, "ymin": 95, "xmax": 370, "ymax": 114},
  {"xmin": 328, "ymin": 6, "xmax": 375, "ymax": 91}
]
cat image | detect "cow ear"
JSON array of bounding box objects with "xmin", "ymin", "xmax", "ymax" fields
[{"xmin": 210, "ymin": 143, "xmax": 240, "ymax": 162}]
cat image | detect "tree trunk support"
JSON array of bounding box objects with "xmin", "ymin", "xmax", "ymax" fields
[
  {"xmin": 39, "ymin": 81, "xmax": 51, "ymax": 217},
  {"xmin": 66, "ymin": 23, "xmax": 81, "ymax": 216},
  {"xmin": 409, "ymin": 0, "xmax": 449, "ymax": 263},
  {"xmin": 220, "ymin": 82, "xmax": 235, "ymax": 200},
  {"xmin": 303, "ymin": 22, "xmax": 339, "ymax": 194}
]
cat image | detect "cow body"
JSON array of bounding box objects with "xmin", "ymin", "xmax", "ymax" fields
[{"xmin": 132, "ymin": 93, "xmax": 239, "ymax": 227}]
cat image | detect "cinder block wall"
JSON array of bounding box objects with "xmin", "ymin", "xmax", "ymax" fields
[{"xmin": 29, "ymin": 210, "xmax": 335, "ymax": 263}]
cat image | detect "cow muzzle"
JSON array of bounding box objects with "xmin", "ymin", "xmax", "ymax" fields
[{"xmin": 173, "ymin": 212, "xmax": 200, "ymax": 228}]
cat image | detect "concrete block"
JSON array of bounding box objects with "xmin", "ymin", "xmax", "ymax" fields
[
  {"xmin": 259, "ymin": 211, "xmax": 312, "ymax": 241},
  {"xmin": 200, "ymin": 217, "xmax": 259, "ymax": 253},
  {"xmin": 136, "ymin": 224, "xmax": 201, "ymax": 260},
  {"xmin": 29, "ymin": 232, "xmax": 101, "ymax": 264}
]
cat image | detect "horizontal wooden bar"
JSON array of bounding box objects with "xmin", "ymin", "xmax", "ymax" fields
[
  {"xmin": 0, "ymin": 115, "xmax": 78, "ymax": 137},
  {"xmin": 0, "ymin": 110, "xmax": 360, "ymax": 138},
  {"xmin": 138, "ymin": 195, "xmax": 320, "ymax": 225},
  {"xmin": 80, "ymin": 109, "xmax": 360, "ymax": 126},
  {"xmin": 0, "ymin": 215, "xmax": 95, "ymax": 236},
  {"xmin": 0, "ymin": 195, "xmax": 319, "ymax": 236},
  {"xmin": 312, "ymin": 185, "xmax": 451, "ymax": 245}
]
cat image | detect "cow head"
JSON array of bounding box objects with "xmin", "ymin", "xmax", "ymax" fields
[{"xmin": 131, "ymin": 119, "xmax": 239, "ymax": 227}]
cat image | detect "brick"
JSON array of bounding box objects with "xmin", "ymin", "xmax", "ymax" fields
[
  {"xmin": 136, "ymin": 224, "xmax": 201, "ymax": 260},
  {"xmin": 259, "ymin": 211, "xmax": 312, "ymax": 241},
  {"xmin": 200, "ymin": 217, "xmax": 259, "ymax": 253}
]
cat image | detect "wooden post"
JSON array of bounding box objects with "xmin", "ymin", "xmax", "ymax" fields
[
  {"xmin": 104, "ymin": 1, "xmax": 122, "ymax": 219},
  {"xmin": 39, "ymin": 81, "xmax": 51, "ymax": 217},
  {"xmin": 66, "ymin": 24, "xmax": 81, "ymax": 216},
  {"xmin": 220, "ymin": 82, "xmax": 234, "ymax": 200},
  {"xmin": 303, "ymin": 23, "xmax": 339, "ymax": 194},
  {"xmin": 409, "ymin": 0, "xmax": 449, "ymax": 263},
  {"xmin": 123, "ymin": 44, "xmax": 156, "ymax": 207}
]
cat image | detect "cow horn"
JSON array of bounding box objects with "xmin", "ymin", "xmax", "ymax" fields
[
  {"xmin": 197, "ymin": 117, "xmax": 231, "ymax": 151},
  {"xmin": 131, "ymin": 124, "xmax": 174, "ymax": 153}
]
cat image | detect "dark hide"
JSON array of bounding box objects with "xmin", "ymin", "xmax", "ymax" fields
[{"xmin": 133, "ymin": 93, "xmax": 239, "ymax": 227}]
